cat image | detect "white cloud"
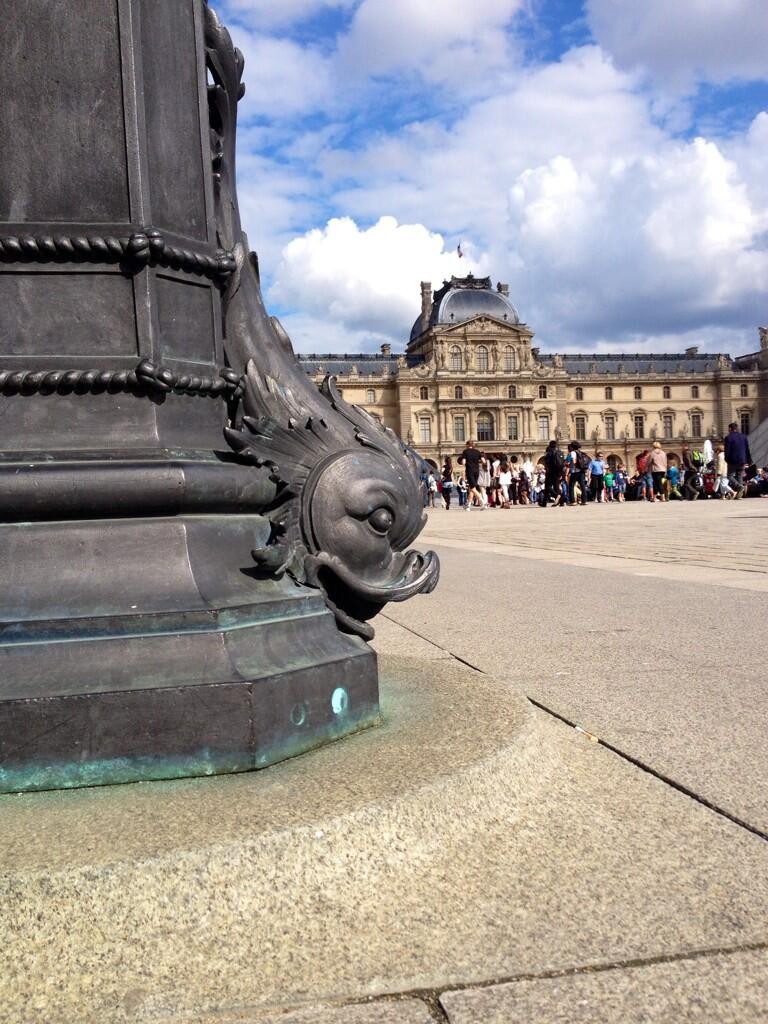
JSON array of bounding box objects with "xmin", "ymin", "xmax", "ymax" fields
[
  {"xmin": 270, "ymin": 216, "xmax": 489, "ymax": 344},
  {"xmin": 228, "ymin": 29, "xmax": 334, "ymax": 117},
  {"xmin": 337, "ymin": 0, "xmax": 525, "ymax": 89},
  {"xmin": 586, "ymin": 0, "xmax": 768, "ymax": 91},
  {"xmin": 216, "ymin": 0, "xmax": 768, "ymax": 360},
  {"xmin": 505, "ymin": 135, "xmax": 768, "ymax": 345}
]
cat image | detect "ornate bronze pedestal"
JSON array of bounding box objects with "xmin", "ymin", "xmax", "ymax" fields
[{"xmin": 0, "ymin": 0, "xmax": 437, "ymax": 793}]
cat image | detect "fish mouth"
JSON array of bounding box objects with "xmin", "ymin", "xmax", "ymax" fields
[{"xmin": 305, "ymin": 549, "xmax": 440, "ymax": 639}]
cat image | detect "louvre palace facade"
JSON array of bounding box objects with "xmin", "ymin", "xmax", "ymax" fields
[{"xmin": 298, "ymin": 274, "xmax": 768, "ymax": 468}]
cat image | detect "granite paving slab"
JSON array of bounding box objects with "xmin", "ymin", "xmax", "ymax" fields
[
  {"xmin": 440, "ymin": 947, "xmax": 768, "ymax": 1023},
  {"xmin": 4, "ymin": 642, "xmax": 768, "ymax": 1023},
  {"xmin": 385, "ymin": 507, "xmax": 768, "ymax": 834}
]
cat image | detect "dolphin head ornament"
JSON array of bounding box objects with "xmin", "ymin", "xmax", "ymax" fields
[{"xmin": 226, "ymin": 365, "xmax": 439, "ymax": 639}]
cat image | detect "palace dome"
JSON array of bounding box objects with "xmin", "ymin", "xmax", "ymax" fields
[{"xmin": 410, "ymin": 275, "xmax": 520, "ymax": 342}]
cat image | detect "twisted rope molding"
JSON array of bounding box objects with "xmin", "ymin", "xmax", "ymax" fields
[
  {"xmin": 0, "ymin": 359, "xmax": 244, "ymax": 399},
  {"xmin": 0, "ymin": 229, "xmax": 237, "ymax": 282}
]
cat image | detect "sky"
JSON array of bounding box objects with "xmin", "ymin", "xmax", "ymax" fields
[{"xmin": 210, "ymin": 0, "xmax": 768, "ymax": 357}]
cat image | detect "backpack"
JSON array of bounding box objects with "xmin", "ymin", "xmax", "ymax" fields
[
  {"xmin": 576, "ymin": 450, "xmax": 590, "ymax": 472},
  {"xmin": 692, "ymin": 449, "xmax": 703, "ymax": 467},
  {"xmin": 637, "ymin": 454, "xmax": 648, "ymax": 473},
  {"xmin": 545, "ymin": 448, "xmax": 564, "ymax": 473}
]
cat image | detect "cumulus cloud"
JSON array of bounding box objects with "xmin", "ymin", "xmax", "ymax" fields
[
  {"xmin": 586, "ymin": 0, "xmax": 768, "ymax": 92},
  {"xmin": 270, "ymin": 216, "xmax": 489, "ymax": 346},
  {"xmin": 506, "ymin": 135, "xmax": 768, "ymax": 346},
  {"xmin": 227, "ymin": 29, "xmax": 334, "ymax": 117},
  {"xmin": 337, "ymin": 0, "xmax": 526, "ymax": 89},
  {"xmin": 212, "ymin": 0, "xmax": 768, "ymax": 357}
]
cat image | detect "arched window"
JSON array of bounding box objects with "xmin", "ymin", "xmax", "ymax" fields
[
  {"xmin": 477, "ymin": 411, "xmax": 495, "ymax": 442},
  {"xmin": 450, "ymin": 346, "xmax": 462, "ymax": 371},
  {"xmin": 454, "ymin": 385, "xmax": 463, "ymax": 399},
  {"xmin": 477, "ymin": 345, "xmax": 489, "ymax": 371},
  {"xmin": 503, "ymin": 346, "xmax": 516, "ymax": 371},
  {"xmin": 740, "ymin": 383, "xmax": 749, "ymax": 397},
  {"xmin": 508, "ymin": 384, "xmax": 516, "ymax": 399},
  {"xmin": 663, "ymin": 385, "xmax": 671, "ymax": 400},
  {"xmin": 691, "ymin": 384, "xmax": 699, "ymax": 399},
  {"xmin": 538, "ymin": 384, "xmax": 547, "ymax": 399},
  {"xmin": 365, "ymin": 388, "xmax": 375, "ymax": 404},
  {"xmin": 605, "ymin": 386, "xmax": 613, "ymax": 400},
  {"xmin": 575, "ymin": 386, "xmax": 583, "ymax": 401},
  {"xmin": 419, "ymin": 385, "xmax": 429, "ymax": 400},
  {"xmin": 634, "ymin": 386, "xmax": 642, "ymax": 400}
]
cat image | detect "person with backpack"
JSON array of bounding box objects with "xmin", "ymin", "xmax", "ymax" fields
[
  {"xmin": 543, "ymin": 439, "xmax": 565, "ymax": 506},
  {"xmin": 636, "ymin": 448, "xmax": 653, "ymax": 501},
  {"xmin": 566, "ymin": 441, "xmax": 588, "ymax": 506}
]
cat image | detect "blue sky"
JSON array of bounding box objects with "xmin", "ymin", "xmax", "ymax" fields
[{"xmin": 211, "ymin": 0, "xmax": 768, "ymax": 356}]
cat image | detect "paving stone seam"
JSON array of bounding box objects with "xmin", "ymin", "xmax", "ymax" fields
[
  {"xmin": 266, "ymin": 939, "xmax": 768, "ymax": 1022},
  {"xmin": 381, "ymin": 615, "xmax": 768, "ymax": 846}
]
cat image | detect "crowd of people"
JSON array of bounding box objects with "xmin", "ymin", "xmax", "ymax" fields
[{"xmin": 422, "ymin": 422, "xmax": 768, "ymax": 509}]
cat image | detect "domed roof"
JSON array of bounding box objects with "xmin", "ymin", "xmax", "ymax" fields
[{"xmin": 410, "ymin": 275, "xmax": 520, "ymax": 342}]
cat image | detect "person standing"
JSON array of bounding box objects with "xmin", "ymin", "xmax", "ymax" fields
[
  {"xmin": 565, "ymin": 442, "xmax": 588, "ymax": 506},
  {"xmin": 724, "ymin": 421, "xmax": 752, "ymax": 496},
  {"xmin": 714, "ymin": 445, "xmax": 736, "ymax": 499},
  {"xmin": 441, "ymin": 457, "xmax": 454, "ymax": 510},
  {"xmin": 458, "ymin": 440, "xmax": 485, "ymax": 509},
  {"xmin": 543, "ymin": 439, "xmax": 565, "ymax": 506},
  {"xmin": 647, "ymin": 441, "xmax": 668, "ymax": 502},
  {"xmin": 589, "ymin": 451, "xmax": 606, "ymax": 502}
]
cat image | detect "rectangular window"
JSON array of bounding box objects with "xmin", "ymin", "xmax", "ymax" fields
[
  {"xmin": 604, "ymin": 415, "xmax": 615, "ymax": 440},
  {"xmin": 419, "ymin": 416, "xmax": 431, "ymax": 444},
  {"xmin": 574, "ymin": 415, "xmax": 586, "ymax": 441},
  {"xmin": 538, "ymin": 414, "xmax": 550, "ymax": 441},
  {"xmin": 740, "ymin": 412, "xmax": 751, "ymax": 435},
  {"xmin": 663, "ymin": 414, "xmax": 673, "ymax": 439},
  {"xmin": 507, "ymin": 415, "xmax": 518, "ymax": 441},
  {"xmin": 690, "ymin": 413, "xmax": 702, "ymax": 437},
  {"xmin": 633, "ymin": 415, "xmax": 644, "ymax": 439},
  {"xmin": 453, "ymin": 415, "xmax": 466, "ymax": 442}
]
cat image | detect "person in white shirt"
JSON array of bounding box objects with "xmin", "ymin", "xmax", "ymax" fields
[{"xmin": 498, "ymin": 460, "xmax": 512, "ymax": 506}]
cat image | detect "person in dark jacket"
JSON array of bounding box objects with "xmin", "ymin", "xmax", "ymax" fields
[
  {"xmin": 543, "ymin": 439, "xmax": 565, "ymax": 506},
  {"xmin": 724, "ymin": 422, "xmax": 752, "ymax": 493}
]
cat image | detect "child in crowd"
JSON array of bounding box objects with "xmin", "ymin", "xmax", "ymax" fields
[
  {"xmin": 666, "ymin": 462, "xmax": 682, "ymax": 499},
  {"xmin": 603, "ymin": 465, "xmax": 615, "ymax": 502}
]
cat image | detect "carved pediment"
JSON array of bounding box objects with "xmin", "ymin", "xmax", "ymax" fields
[{"xmin": 437, "ymin": 315, "xmax": 522, "ymax": 337}]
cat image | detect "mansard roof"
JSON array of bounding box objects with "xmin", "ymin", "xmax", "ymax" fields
[
  {"xmin": 540, "ymin": 353, "xmax": 732, "ymax": 375},
  {"xmin": 297, "ymin": 352, "xmax": 424, "ymax": 377},
  {"xmin": 410, "ymin": 274, "xmax": 520, "ymax": 342}
]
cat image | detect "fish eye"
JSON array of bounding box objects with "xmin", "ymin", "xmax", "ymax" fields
[{"xmin": 369, "ymin": 507, "xmax": 394, "ymax": 534}]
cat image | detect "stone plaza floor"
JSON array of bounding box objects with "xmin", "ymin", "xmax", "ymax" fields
[{"xmin": 3, "ymin": 498, "xmax": 768, "ymax": 1023}]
